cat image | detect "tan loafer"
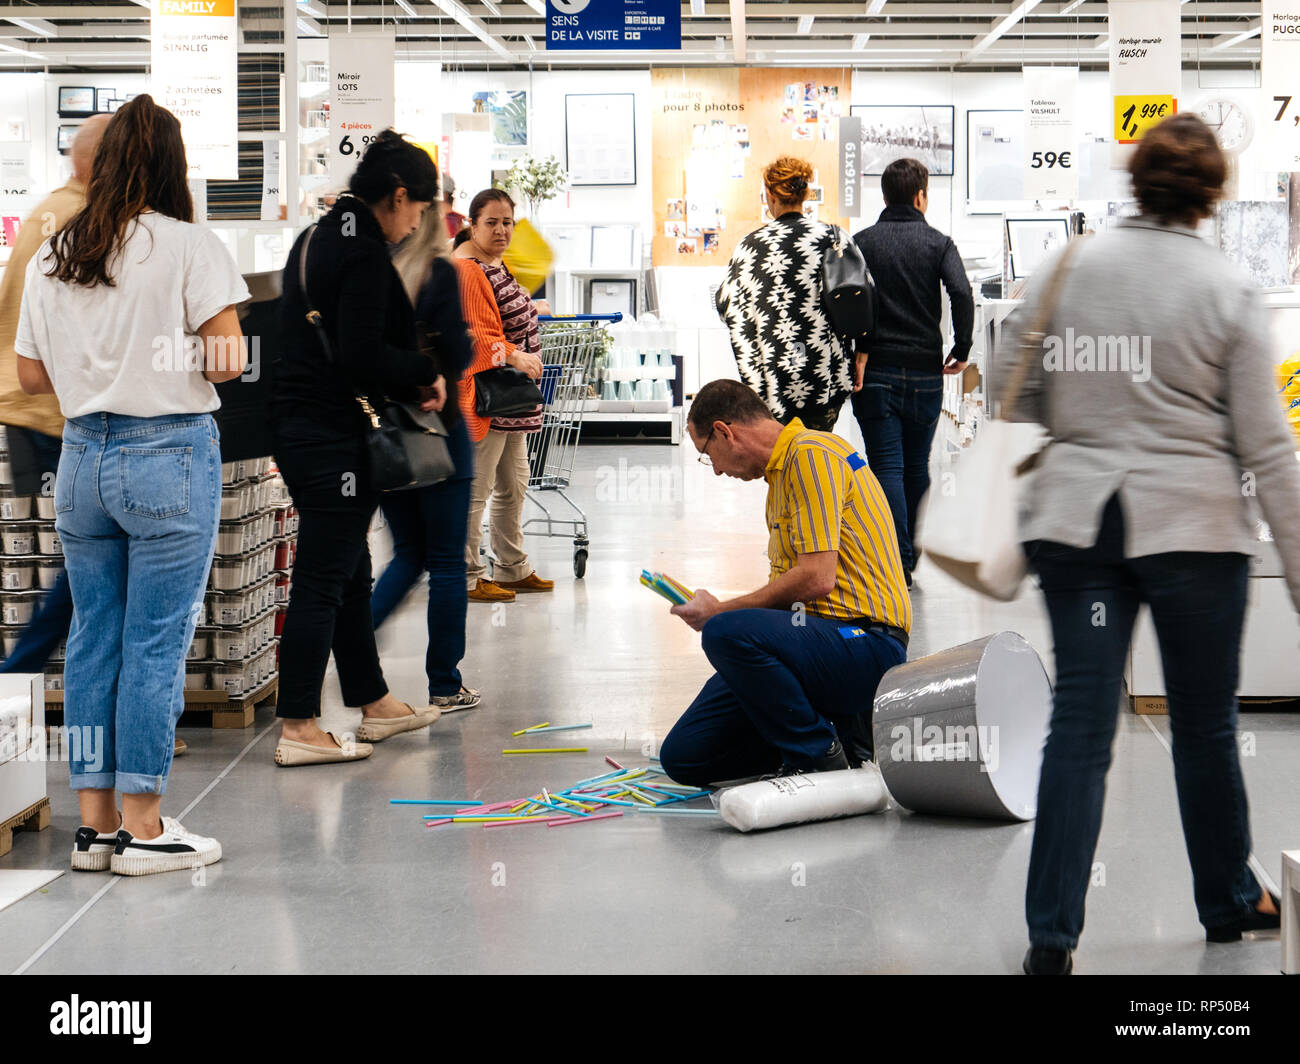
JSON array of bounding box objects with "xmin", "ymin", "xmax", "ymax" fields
[
  {"xmin": 173, "ymin": 737, "xmax": 188, "ymax": 757},
  {"xmin": 356, "ymin": 702, "xmax": 440, "ymax": 742},
  {"xmin": 496, "ymin": 572, "xmax": 554, "ymax": 593},
  {"xmin": 468, "ymin": 578, "xmax": 515, "ymax": 602},
  {"xmin": 274, "ymin": 732, "xmax": 374, "ymax": 766}
]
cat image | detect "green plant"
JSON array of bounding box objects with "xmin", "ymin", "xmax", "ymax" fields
[{"xmin": 506, "ymin": 154, "xmax": 568, "ymax": 219}]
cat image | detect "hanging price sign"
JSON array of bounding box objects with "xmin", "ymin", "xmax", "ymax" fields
[
  {"xmin": 1262, "ymin": 0, "xmax": 1300, "ymax": 170},
  {"xmin": 1114, "ymin": 94, "xmax": 1176, "ymax": 144},
  {"xmin": 328, "ymin": 32, "xmax": 395, "ymax": 187},
  {"xmin": 1024, "ymin": 66, "xmax": 1078, "ymax": 200}
]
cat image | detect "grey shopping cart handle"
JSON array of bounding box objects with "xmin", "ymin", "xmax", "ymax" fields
[{"xmin": 536, "ymin": 313, "xmax": 624, "ymax": 323}]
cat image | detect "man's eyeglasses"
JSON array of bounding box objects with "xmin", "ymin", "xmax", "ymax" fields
[{"xmin": 698, "ymin": 422, "xmax": 728, "ymax": 466}]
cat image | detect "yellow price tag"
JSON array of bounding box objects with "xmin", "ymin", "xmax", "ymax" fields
[{"xmin": 1114, "ymin": 94, "xmax": 1177, "ymax": 144}]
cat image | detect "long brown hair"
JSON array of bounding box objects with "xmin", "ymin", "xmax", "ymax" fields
[{"xmin": 48, "ymin": 94, "xmax": 193, "ymax": 288}]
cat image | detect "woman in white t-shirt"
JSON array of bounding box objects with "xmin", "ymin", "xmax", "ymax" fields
[{"xmin": 15, "ymin": 96, "xmax": 249, "ymax": 878}]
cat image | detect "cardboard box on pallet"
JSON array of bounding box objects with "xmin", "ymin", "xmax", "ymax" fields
[{"xmin": 0, "ymin": 674, "xmax": 45, "ymax": 825}]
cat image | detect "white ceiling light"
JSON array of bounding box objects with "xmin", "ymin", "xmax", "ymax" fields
[
  {"xmin": 0, "ymin": 39, "xmax": 48, "ymax": 59},
  {"xmin": 690, "ymin": 0, "xmax": 706, "ymax": 15},
  {"xmin": 1059, "ymin": 0, "xmax": 1087, "ymax": 14},
  {"xmin": 296, "ymin": 0, "xmax": 326, "ymax": 17},
  {"xmin": 429, "ymin": 0, "xmax": 513, "ymax": 60},
  {"xmin": 852, "ymin": 33, "xmax": 870, "ymax": 49},
  {"xmin": 1208, "ymin": 20, "xmax": 1261, "ymax": 51},
  {"xmin": 965, "ymin": 0, "xmax": 1044, "ymax": 61},
  {"xmin": 866, "ymin": 0, "xmax": 888, "ymax": 15},
  {"xmin": 797, "ymin": 15, "xmax": 814, "ymax": 34},
  {"xmin": 5, "ymin": 16, "xmax": 56, "ymax": 36},
  {"xmin": 296, "ymin": 15, "xmax": 325, "ymax": 36},
  {"xmin": 395, "ymin": 0, "xmax": 419, "ymax": 16},
  {"xmin": 480, "ymin": 0, "xmax": 502, "ymax": 15}
]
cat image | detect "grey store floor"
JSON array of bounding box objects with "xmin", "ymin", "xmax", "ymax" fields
[{"xmin": 1, "ymin": 442, "xmax": 1296, "ymax": 975}]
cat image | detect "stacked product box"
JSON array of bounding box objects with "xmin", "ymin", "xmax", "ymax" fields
[
  {"xmin": 0, "ymin": 439, "xmax": 298, "ymax": 708},
  {"xmin": 0, "ymin": 427, "xmax": 66, "ymax": 683}
]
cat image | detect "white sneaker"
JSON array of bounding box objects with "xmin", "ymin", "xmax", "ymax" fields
[
  {"xmin": 71, "ymin": 824, "xmax": 119, "ymax": 872},
  {"xmin": 110, "ymin": 817, "xmax": 222, "ymax": 877}
]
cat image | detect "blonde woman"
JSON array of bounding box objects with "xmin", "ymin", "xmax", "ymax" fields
[
  {"xmin": 716, "ymin": 157, "xmax": 853, "ymax": 432},
  {"xmin": 369, "ymin": 184, "xmax": 481, "ymax": 712}
]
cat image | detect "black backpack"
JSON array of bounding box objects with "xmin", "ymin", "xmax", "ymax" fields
[{"xmin": 821, "ymin": 227, "xmax": 877, "ymax": 342}]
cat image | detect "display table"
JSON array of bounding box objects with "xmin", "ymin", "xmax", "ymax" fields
[{"xmin": 1126, "ymin": 533, "xmax": 1300, "ymax": 713}]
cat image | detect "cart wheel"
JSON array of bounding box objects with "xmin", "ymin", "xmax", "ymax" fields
[{"xmin": 573, "ymin": 549, "xmax": 588, "ymax": 579}]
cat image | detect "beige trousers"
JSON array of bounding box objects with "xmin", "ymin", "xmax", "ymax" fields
[{"xmin": 465, "ymin": 429, "xmax": 532, "ymax": 586}]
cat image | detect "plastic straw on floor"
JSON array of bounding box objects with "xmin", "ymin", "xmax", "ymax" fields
[{"xmin": 502, "ymin": 748, "xmax": 589, "ymax": 755}]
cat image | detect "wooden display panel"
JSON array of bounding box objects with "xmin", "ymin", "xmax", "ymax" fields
[{"xmin": 651, "ymin": 67, "xmax": 850, "ymax": 268}]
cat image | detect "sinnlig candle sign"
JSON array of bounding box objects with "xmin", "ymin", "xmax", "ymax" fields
[{"xmin": 150, "ymin": 0, "xmax": 238, "ymax": 180}]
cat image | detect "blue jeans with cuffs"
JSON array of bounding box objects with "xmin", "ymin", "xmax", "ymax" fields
[{"xmin": 57, "ymin": 413, "xmax": 220, "ymax": 795}]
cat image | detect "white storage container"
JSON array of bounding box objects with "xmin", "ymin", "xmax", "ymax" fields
[
  {"xmin": 0, "ymin": 492, "xmax": 33, "ymax": 520},
  {"xmin": 35, "ymin": 494, "xmax": 56, "ymax": 520},
  {"xmin": 2, "ymin": 524, "xmax": 35, "ymax": 555},
  {"xmin": 210, "ymin": 558, "xmax": 247, "ymax": 591},
  {"xmin": 0, "ymin": 452, "xmax": 12, "ymax": 486},
  {"xmin": 1, "ymin": 593, "xmax": 39, "ymax": 626},
  {"xmin": 1, "ymin": 627, "xmax": 21, "ymax": 656},
  {"xmin": 37, "ymin": 527, "xmax": 61, "ymax": 555},
  {"xmin": 211, "ymin": 628, "xmax": 248, "ymax": 661},
  {"xmin": 221, "ymin": 461, "xmax": 241, "ymax": 485},
  {"xmin": 44, "ymin": 671, "xmax": 63, "ymax": 691},
  {"xmin": 1, "ymin": 559, "xmax": 36, "ymax": 591},
  {"xmin": 187, "ymin": 632, "xmax": 210, "ymax": 661},
  {"xmin": 184, "ymin": 665, "xmax": 209, "ymax": 691},
  {"xmin": 220, "ymin": 483, "xmax": 249, "ymax": 521},
  {"xmin": 37, "ymin": 561, "xmax": 62, "ymax": 590}
]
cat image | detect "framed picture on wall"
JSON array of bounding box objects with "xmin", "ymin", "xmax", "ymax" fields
[
  {"xmin": 95, "ymin": 89, "xmax": 118, "ymax": 113},
  {"xmin": 565, "ymin": 93, "xmax": 637, "ymax": 187},
  {"xmin": 471, "ymin": 90, "xmax": 527, "ymax": 147},
  {"xmin": 849, "ymin": 104, "xmax": 955, "ymax": 176},
  {"xmin": 967, "ymin": 109, "xmax": 1024, "ymax": 213},
  {"xmin": 57, "ymin": 86, "xmax": 96, "ymax": 118},
  {"xmin": 57, "ymin": 125, "xmax": 78, "ymax": 155}
]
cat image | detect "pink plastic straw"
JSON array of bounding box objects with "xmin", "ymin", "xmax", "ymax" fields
[
  {"xmin": 605, "ymin": 757, "xmax": 623, "ymax": 769},
  {"xmin": 547, "ymin": 811, "xmax": 624, "ymax": 827},
  {"xmin": 425, "ymin": 819, "xmax": 452, "ymax": 828}
]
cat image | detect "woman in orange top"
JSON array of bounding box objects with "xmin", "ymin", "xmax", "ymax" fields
[{"xmin": 453, "ymin": 189, "xmax": 552, "ymax": 602}]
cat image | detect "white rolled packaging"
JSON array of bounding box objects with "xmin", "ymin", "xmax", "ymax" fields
[{"xmin": 717, "ymin": 764, "xmax": 890, "ymax": 833}]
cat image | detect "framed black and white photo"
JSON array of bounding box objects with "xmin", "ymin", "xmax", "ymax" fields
[
  {"xmin": 57, "ymin": 86, "xmax": 96, "ymax": 118},
  {"xmin": 57, "ymin": 125, "xmax": 78, "ymax": 154},
  {"xmin": 95, "ymin": 89, "xmax": 118, "ymax": 113},
  {"xmin": 849, "ymin": 104, "xmax": 954, "ymax": 176},
  {"xmin": 565, "ymin": 93, "xmax": 637, "ymax": 187}
]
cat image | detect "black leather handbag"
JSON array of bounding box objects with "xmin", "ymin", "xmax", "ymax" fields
[
  {"xmin": 821, "ymin": 227, "xmax": 877, "ymax": 341},
  {"xmin": 473, "ymin": 365, "xmax": 544, "ymax": 418},
  {"xmin": 298, "ymin": 225, "xmax": 455, "ymax": 493}
]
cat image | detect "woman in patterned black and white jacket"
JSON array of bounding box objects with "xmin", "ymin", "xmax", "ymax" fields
[{"xmin": 715, "ymin": 157, "xmax": 854, "ymax": 432}]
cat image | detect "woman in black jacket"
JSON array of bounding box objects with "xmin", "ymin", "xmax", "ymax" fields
[
  {"xmin": 371, "ymin": 196, "xmax": 480, "ymax": 713},
  {"xmin": 272, "ymin": 131, "xmax": 445, "ymax": 766}
]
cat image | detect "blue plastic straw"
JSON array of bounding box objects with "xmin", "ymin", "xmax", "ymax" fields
[
  {"xmin": 534, "ymin": 797, "xmax": 588, "ymax": 817},
  {"xmin": 626, "ymin": 807, "xmax": 719, "ymax": 815},
  {"xmin": 391, "ymin": 799, "xmax": 482, "ymax": 806},
  {"xmin": 565, "ymin": 793, "xmax": 639, "ymax": 808},
  {"xmin": 526, "ymin": 723, "xmax": 593, "ymax": 733}
]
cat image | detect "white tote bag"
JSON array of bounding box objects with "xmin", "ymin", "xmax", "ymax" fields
[
  {"xmin": 920, "ymin": 238, "xmax": 1086, "ymax": 601},
  {"xmin": 920, "ymin": 419, "xmax": 1047, "ymax": 601}
]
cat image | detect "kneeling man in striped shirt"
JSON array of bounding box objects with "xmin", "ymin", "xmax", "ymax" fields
[{"xmin": 661, "ymin": 380, "xmax": 912, "ymax": 786}]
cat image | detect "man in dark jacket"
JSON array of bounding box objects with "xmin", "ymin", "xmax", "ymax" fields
[{"xmin": 852, "ymin": 158, "xmax": 974, "ymax": 585}]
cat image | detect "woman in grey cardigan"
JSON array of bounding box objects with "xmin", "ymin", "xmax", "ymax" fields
[{"xmin": 1005, "ymin": 114, "xmax": 1294, "ymax": 974}]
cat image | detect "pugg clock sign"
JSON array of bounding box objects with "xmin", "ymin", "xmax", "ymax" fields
[{"xmin": 546, "ymin": 0, "xmax": 680, "ymax": 50}]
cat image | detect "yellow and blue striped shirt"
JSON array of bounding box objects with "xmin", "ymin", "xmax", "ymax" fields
[{"xmin": 764, "ymin": 419, "xmax": 912, "ymax": 631}]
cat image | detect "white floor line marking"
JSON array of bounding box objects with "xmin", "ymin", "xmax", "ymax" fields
[
  {"xmin": 12, "ymin": 722, "xmax": 278, "ymax": 976},
  {"xmin": 1138, "ymin": 713, "xmax": 1281, "ymax": 897}
]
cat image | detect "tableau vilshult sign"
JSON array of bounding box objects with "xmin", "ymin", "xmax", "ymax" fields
[{"xmin": 546, "ymin": 0, "xmax": 681, "ymax": 51}]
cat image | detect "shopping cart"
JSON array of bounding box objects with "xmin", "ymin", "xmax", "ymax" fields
[{"xmin": 521, "ymin": 313, "xmax": 621, "ymax": 578}]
